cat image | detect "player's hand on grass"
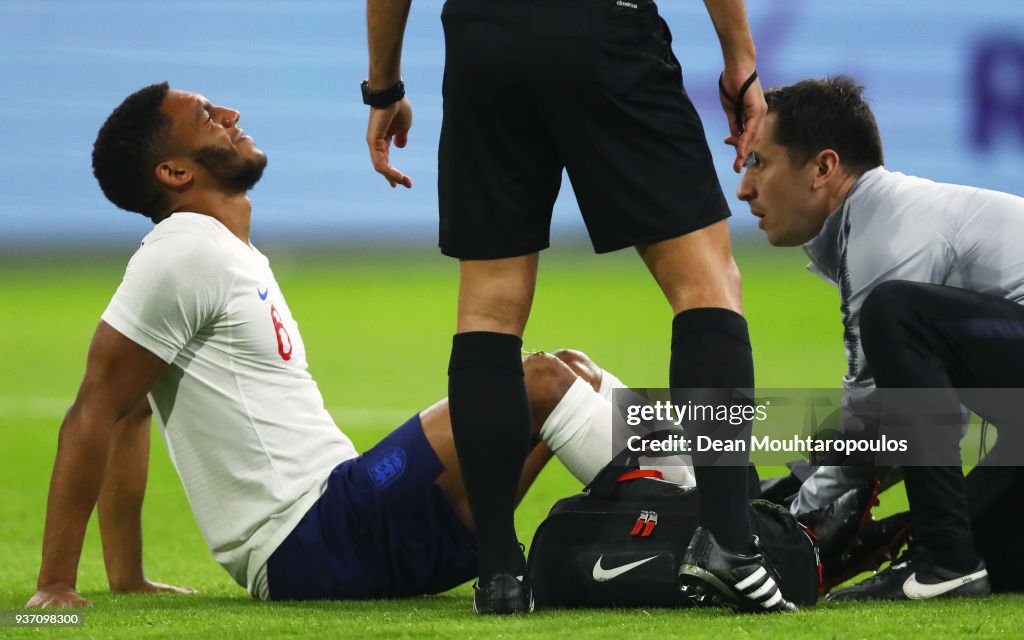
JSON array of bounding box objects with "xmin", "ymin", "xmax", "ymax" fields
[
  {"xmin": 366, "ymin": 97, "xmax": 413, "ymax": 189},
  {"xmin": 111, "ymin": 578, "xmax": 197, "ymax": 596},
  {"xmin": 26, "ymin": 584, "xmax": 92, "ymax": 608},
  {"xmin": 718, "ymin": 64, "xmax": 767, "ymax": 173}
]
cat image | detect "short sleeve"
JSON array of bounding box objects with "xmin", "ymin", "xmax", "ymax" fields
[{"xmin": 101, "ymin": 230, "xmax": 230, "ymax": 364}]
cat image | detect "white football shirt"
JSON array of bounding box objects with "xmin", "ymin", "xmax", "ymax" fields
[{"xmin": 101, "ymin": 212, "xmax": 358, "ymax": 597}]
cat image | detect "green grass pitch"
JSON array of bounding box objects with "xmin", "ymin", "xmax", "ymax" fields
[{"xmin": 0, "ymin": 243, "xmax": 1021, "ymax": 638}]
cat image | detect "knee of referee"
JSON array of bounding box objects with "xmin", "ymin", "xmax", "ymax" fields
[
  {"xmin": 523, "ymin": 352, "xmax": 580, "ymax": 429},
  {"xmin": 637, "ymin": 222, "xmax": 745, "ymax": 313},
  {"xmin": 663, "ymin": 255, "xmax": 743, "ymax": 314}
]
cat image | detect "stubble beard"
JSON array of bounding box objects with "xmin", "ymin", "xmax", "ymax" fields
[{"xmin": 192, "ymin": 145, "xmax": 268, "ymax": 195}]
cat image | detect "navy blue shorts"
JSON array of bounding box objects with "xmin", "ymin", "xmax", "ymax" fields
[{"xmin": 266, "ymin": 415, "xmax": 478, "ymax": 600}]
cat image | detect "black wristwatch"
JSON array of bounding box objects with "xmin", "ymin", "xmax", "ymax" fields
[{"xmin": 361, "ymin": 80, "xmax": 405, "ymax": 108}]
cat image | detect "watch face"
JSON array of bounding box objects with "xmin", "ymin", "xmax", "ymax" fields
[{"xmin": 361, "ymin": 80, "xmax": 376, "ymax": 105}]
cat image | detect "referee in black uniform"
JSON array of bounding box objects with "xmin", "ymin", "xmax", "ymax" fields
[{"xmin": 363, "ymin": 0, "xmax": 794, "ymax": 614}]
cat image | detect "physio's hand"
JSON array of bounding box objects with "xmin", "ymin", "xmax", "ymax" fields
[
  {"xmin": 111, "ymin": 578, "xmax": 197, "ymax": 596},
  {"xmin": 26, "ymin": 584, "xmax": 92, "ymax": 608},
  {"xmin": 718, "ymin": 65, "xmax": 766, "ymax": 173},
  {"xmin": 366, "ymin": 97, "xmax": 414, "ymax": 188}
]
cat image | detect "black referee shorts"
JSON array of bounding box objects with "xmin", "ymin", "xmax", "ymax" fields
[{"xmin": 438, "ymin": 0, "xmax": 731, "ymax": 260}]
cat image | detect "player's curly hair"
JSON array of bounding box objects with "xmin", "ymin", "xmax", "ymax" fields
[
  {"xmin": 765, "ymin": 76, "xmax": 884, "ymax": 175},
  {"xmin": 92, "ymin": 82, "xmax": 172, "ymax": 221}
]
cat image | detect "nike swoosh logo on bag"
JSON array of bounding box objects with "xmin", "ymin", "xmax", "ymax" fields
[
  {"xmin": 902, "ymin": 568, "xmax": 987, "ymax": 599},
  {"xmin": 592, "ymin": 555, "xmax": 659, "ymax": 582}
]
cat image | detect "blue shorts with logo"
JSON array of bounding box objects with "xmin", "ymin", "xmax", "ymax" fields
[{"xmin": 266, "ymin": 414, "xmax": 478, "ymax": 600}]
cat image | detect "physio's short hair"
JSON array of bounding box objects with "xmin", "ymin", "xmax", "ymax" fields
[
  {"xmin": 92, "ymin": 82, "xmax": 172, "ymax": 220},
  {"xmin": 765, "ymin": 76, "xmax": 884, "ymax": 174}
]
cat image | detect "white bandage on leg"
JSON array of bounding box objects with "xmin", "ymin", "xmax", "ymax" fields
[
  {"xmin": 540, "ymin": 377, "xmax": 613, "ymax": 486},
  {"xmin": 540, "ymin": 376, "xmax": 697, "ymax": 488},
  {"xmin": 644, "ymin": 461, "xmax": 696, "ymax": 488},
  {"xmin": 597, "ymin": 368, "xmax": 625, "ymax": 401},
  {"xmin": 598, "ymin": 368, "xmax": 696, "ymax": 487}
]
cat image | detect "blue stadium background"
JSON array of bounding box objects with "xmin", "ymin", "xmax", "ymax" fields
[{"xmin": 2, "ymin": 0, "xmax": 1023, "ymax": 250}]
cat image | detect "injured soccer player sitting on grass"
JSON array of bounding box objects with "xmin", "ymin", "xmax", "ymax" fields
[{"xmin": 27, "ymin": 83, "xmax": 898, "ymax": 610}]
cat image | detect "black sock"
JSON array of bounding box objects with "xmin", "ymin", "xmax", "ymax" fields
[
  {"xmin": 671, "ymin": 308, "xmax": 754, "ymax": 552},
  {"xmin": 449, "ymin": 331, "xmax": 531, "ymax": 582}
]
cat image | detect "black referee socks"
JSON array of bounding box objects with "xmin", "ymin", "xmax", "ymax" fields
[
  {"xmin": 449, "ymin": 331, "xmax": 532, "ymax": 582},
  {"xmin": 670, "ymin": 307, "xmax": 755, "ymax": 552}
]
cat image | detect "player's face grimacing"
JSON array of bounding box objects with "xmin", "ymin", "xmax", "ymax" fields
[
  {"xmin": 161, "ymin": 89, "xmax": 267, "ymax": 193},
  {"xmin": 737, "ymin": 115, "xmax": 828, "ymax": 247}
]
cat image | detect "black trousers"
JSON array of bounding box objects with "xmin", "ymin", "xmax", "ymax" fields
[
  {"xmin": 860, "ymin": 280, "xmax": 1024, "ymax": 574},
  {"xmin": 967, "ymin": 466, "xmax": 1024, "ymax": 591}
]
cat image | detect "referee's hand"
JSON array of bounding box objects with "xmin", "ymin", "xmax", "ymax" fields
[
  {"xmin": 366, "ymin": 97, "xmax": 414, "ymax": 188},
  {"xmin": 719, "ymin": 66, "xmax": 766, "ymax": 173}
]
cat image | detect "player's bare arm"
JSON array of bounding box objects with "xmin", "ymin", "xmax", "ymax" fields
[
  {"xmin": 27, "ymin": 322, "xmax": 186, "ymax": 608},
  {"xmin": 703, "ymin": 0, "xmax": 766, "ymax": 173},
  {"xmin": 365, "ymin": 0, "xmax": 414, "ymax": 189},
  {"xmin": 98, "ymin": 397, "xmax": 195, "ymax": 597}
]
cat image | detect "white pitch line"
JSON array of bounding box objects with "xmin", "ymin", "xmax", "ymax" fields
[
  {"xmin": 0, "ymin": 396, "xmax": 418, "ymax": 430},
  {"xmin": 0, "ymin": 396, "xmax": 71, "ymax": 419}
]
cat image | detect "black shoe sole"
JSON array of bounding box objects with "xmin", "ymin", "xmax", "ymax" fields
[
  {"xmin": 472, "ymin": 578, "xmax": 535, "ymax": 615},
  {"xmin": 679, "ymin": 564, "xmax": 796, "ymax": 614},
  {"xmin": 826, "ymin": 577, "xmax": 991, "ymax": 602},
  {"xmin": 472, "ymin": 594, "xmax": 534, "ymax": 615}
]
